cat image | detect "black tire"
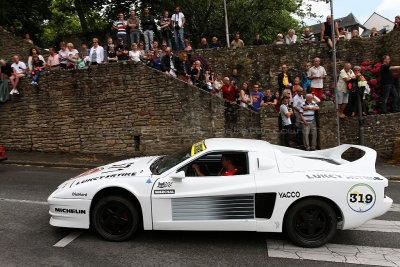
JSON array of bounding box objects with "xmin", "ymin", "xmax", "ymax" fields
[
  {"xmin": 284, "ymin": 198, "xmax": 337, "ymax": 248},
  {"xmin": 92, "ymin": 195, "xmax": 139, "ymax": 242}
]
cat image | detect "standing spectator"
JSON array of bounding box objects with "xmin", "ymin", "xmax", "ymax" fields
[
  {"xmin": 278, "ymin": 64, "xmax": 293, "ymax": 94},
  {"xmin": 150, "ymin": 41, "xmax": 162, "ymax": 55},
  {"xmin": 380, "ymin": 55, "xmax": 400, "ymax": 113},
  {"xmin": 161, "ymin": 47, "xmax": 178, "ymax": 77},
  {"xmin": 128, "ymin": 43, "xmax": 141, "ymax": 63},
  {"xmin": 351, "ymin": 30, "xmax": 360, "ymax": 39},
  {"xmin": 301, "ymin": 62, "xmax": 312, "ymax": 93},
  {"xmin": 280, "ymin": 96, "xmax": 294, "ymax": 147},
  {"xmin": 274, "ymin": 91, "xmax": 281, "ymax": 113},
  {"xmin": 9, "ymin": 55, "xmax": 26, "ymax": 94},
  {"xmin": 230, "ymin": 68, "xmax": 241, "ymax": 90},
  {"xmin": 213, "ymin": 73, "xmax": 223, "ymax": 98},
  {"xmin": 80, "ymin": 43, "xmax": 90, "ymax": 64},
  {"xmin": 349, "ymin": 66, "xmax": 368, "ymax": 116},
  {"xmin": 292, "ymin": 77, "xmax": 302, "ymax": 96},
  {"xmin": 231, "ymin": 33, "xmax": 244, "ymax": 48},
  {"xmin": 160, "ymin": 11, "xmax": 172, "ymax": 48},
  {"xmin": 369, "ymin": 27, "xmax": 379, "ymax": 38},
  {"xmin": 301, "ymin": 28, "xmax": 315, "ymax": 43},
  {"xmin": 9, "ymin": 26, "xmax": 16, "ymax": 35},
  {"xmin": 176, "ymin": 51, "xmax": 191, "ymax": 82},
  {"xmin": 138, "ymin": 41, "xmax": 147, "ymax": 61},
  {"xmin": 30, "ymin": 55, "xmax": 46, "ymax": 85},
  {"xmin": 210, "ymin": 37, "xmax": 222, "ymax": 48},
  {"xmin": 127, "ymin": 10, "xmax": 140, "ymax": 45},
  {"xmin": 221, "ymin": 77, "xmax": 237, "ymax": 102},
  {"xmin": 190, "ymin": 60, "xmax": 206, "ymax": 89},
  {"xmin": 260, "ymin": 89, "xmax": 277, "ymax": 108},
  {"xmin": 253, "ymin": 33, "xmax": 264, "ymax": 45},
  {"xmin": 337, "ymin": 63, "xmax": 355, "ymax": 118},
  {"xmin": 58, "ymin": 42, "xmax": 68, "ymax": 69},
  {"xmin": 198, "ymin": 38, "xmax": 209, "ymax": 49},
  {"xmin": 66, "ymin": 43, "xmax": 79, "ymax": 69},
  {"xmin": 160, "ymin": 42, "xmax": 168, "ymax": 57},
  {"xmin": 28, "ymin": 48, "xmax": 45, "ymax": 72},
  {"xmin": 171, "ymin": 6, "xmax": 185, "ymax": 51},
  {"xmin": 285, "ymin": 29, "xmax": 297, "ymax": 44},
  {"xmin": 88, "ymin": 38, "xmax": 104, "ymax": 66},
  {"xmin": 308, "ymin": 57, "xmax": 327, "ymax": 99},
  {"xmin": 300, "ymin": 94, "xmax": 319, "ymax": 151},
  {"xmin": 105, "ymin": 37, "xmax": 114, "ymax": 53},
  {"xmin": 107, "ymin": 44, "xmax": 118, "ymax": 63},
  {"xmin": 251, "ymin": 84, "xmax": 264, "ymax": 112},
  {"xmin": 239, "ymin": 82, "xmax": 253, "ymax": 108},
  {"xmin": 0, "ymin": 59, "xmax": 13, "ymax": 81},
  {"xmin": 113, "ymin": 13, "xmax": 128, "ymax": 44},
  {"xmin": 184, "ymin": 39, "xmax": 192, "ymax": 51},
  {"xmin": 116, "ymin": 38, "xmax": 129, "ymax": 61},
  {"xmin": 293, "ymin": 87, "xmax": 305, "ymax": 147},
  {"xmin": 142, "ymin": 7, "xmax": 156, "ymax": 51},
  {"xmin": 24, "ymin": 34, "xmax": 33, "ymax": 44},
  {"xmin": 205, "ymin": 68, "xmax": 215, "ymax": 93},
  {"xmin": 393, "ymin": 16, "xmax": 400, "ymax": 31},
  {"xmin": 338, "ymin": 28, "xmax": 348, "ymax": 40},
  {"xmin": 312, "ymin": 91, "xmax": 321, "ymax": 104},
  {"xmin": 274, "ymin": 34, "xmax": 284, "ymax": 45},
  {"xmin": 320, "ymin": 15, "xmax": 339, "ymax": 51}
]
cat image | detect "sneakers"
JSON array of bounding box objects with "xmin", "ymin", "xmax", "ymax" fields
[
  {"xmin": 9, "ymin": 89, "xmax": 14, "ymax": 95},
  {"xmin": 31, "ymin": 81, "xmax": 38, "ymax": 85},
  {"xmin": 9, "ymin": 89, "xmax": 19, "ymax": 95}
]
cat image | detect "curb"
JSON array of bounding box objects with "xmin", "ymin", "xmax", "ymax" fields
[{"xmin": 3, "ymin": 160, "xmax": 99, "ymax": 169}]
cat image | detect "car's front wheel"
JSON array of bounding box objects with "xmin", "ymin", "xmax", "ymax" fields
[
  {"xmin": 92, "ymin": 195, "xmax": 139, "ymax": 241},
  {"xmin": 284, "ymin": 198, "xmax": 337, "ymax": 248}
]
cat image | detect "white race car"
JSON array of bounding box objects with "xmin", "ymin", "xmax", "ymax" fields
[{"xmin": 48, "ymin": 138, "xmax": 392, "ymax": 247}]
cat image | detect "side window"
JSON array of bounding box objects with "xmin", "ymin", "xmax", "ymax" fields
[{"xmin": 178, "ymin": 152, "xmax": 248, "ymax": 177}]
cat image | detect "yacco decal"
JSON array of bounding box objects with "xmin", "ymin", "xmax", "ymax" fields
[
  {"xmin": 278, "ymin": 191, "xmax": 300, "ymax": 198},
  {"xmin": 74, "ymin": 172, "xmax": 136, "ymax": 185},
  {"xmin": 306, "ymin": 174, "xmax": 383, "ymax": 180},
  {"xmin": 347, "ymin": 183, "xmax": 376, "ymax": 213}
]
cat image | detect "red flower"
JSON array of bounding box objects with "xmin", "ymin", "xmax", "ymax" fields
[
  {"xmin": 372, "ymin": 110, "xmax": 378, "ymax": 115},
  {"xmin": 393, "ymin": 73, "xmax": 399, "ymax": 79},
  {"xmin": 366, "ymin": 66, "xmax": 372, "ymax": 71},
  {"xmin": 361, "ymin": 66, "xmax": 366, "ymax": 71},
  {"xmin": 374, "ymin": 62, "xmax": 382, "ymax": 69},
  {"xmin": 371, "ymin": 68, "xmax": 379, "ymax": 73},
  {"xmin": 370, "ymin": 79, "xmax": 378, "ymax": 85},
  {"xmin": 361, "ymin": 62, "xmax": 370, "ymax": 66},
  {"xmin": 330, "ymin": 84, "xmax": 335, "ymax": 89}
]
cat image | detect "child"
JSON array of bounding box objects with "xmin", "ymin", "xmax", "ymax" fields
[
  {"xmin": 31, "ymin": 55, "xmax": 46, "ymax": 85},
  {"xmin": 292, "ymin": 77, "xmax": 303, "ymax": 96}
]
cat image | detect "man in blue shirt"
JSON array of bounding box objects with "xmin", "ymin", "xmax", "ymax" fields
[{"xmin": 251, "ymin": 84, "xmax": 264, "ymax": 112}]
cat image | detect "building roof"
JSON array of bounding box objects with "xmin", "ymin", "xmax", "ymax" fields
[
  {"xmin": 309, "ymin": 13, "xmax": 367, "ymax": 35},
  {"xmin": 364, "ymin": 12, "xmax": 394, "ymax": 26}
]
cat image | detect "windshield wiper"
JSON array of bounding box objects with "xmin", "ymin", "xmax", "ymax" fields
[{"xmin": 150, "ymin": 156, "xmax": 165, "ymax": 175}]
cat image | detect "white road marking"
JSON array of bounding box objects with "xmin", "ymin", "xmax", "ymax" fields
[
  {"xmin": 391, "ymin": 204, "xmax": 400, "ymax": 213},
  {"xmin": 0, "ymin": 197, "xmax": 47, "ymax": 205},
  {"xmin": 267, "ymin": 239, "xmax": 400, "ymax": 266},
  {"xmin": 352, "ymin": 220, "xmax": 400, "ymax": 233},
  {"xmin": 53, "ymin": 231, "xmax": 83, "ymax": 248}
]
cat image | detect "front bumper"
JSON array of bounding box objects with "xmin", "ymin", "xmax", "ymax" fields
[{"xmin": 48, "ymin": 196, "xmax": 91, "ymax": 229}]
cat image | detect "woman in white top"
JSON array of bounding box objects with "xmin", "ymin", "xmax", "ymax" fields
[
  {"xmin": 213, "ymin": 73, "xmax": 223, "ymax": 98},
  {"xmin": 27, "ymin": 48, "xmax": 45, "ymax": 72},
  {"xmin": 58, "ymin": 42, "xmax": 69, "ymax": 69},
  {"xmin": 88, "ymin": 38, "xmax": 104, "ymax": 66},
  {"xmin": 129, "ymin": 43, "xmax": 141, "ymax": 63},
  {"xmin": 239, "ymin": 82, "xmax": 253, "ymax": 108},
  {"xmin": 66, "ymin": 42, "xmax": 79, "ymax": 68}
]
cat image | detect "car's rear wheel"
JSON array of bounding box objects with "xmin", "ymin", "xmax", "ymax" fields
[
  {"xmin": 284, "ymin": 199, "xmax": 337, "ymax": 248},
  {"xmin": 92, "ymin": 195, "xmax": 139, "ymax": 241}
]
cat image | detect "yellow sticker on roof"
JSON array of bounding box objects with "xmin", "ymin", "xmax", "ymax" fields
[{"xmin": 191, "ymin": 140, "xmax": 206, "ymax": 156}]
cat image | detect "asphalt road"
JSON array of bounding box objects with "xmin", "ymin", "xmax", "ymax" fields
[{"xmin": 1, "ymin": 164, "xmax": 400, "ymax": 266}]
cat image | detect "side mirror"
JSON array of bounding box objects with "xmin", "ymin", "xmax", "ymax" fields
[
  {"xmin": 258, "ymin": 158, "xmax": 275, "ymax": 170},
  {"xmin": 171, "ymin": 170, "xmax": 185, "ymax": 180}
]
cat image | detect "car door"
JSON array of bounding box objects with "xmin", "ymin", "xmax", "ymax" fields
[{"xmin": 151, "ymin": 151, "xmax": 257, "ymax": 231}]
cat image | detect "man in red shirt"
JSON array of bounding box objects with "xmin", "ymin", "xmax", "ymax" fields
[
  {"xmin": 221, "ymin": 77, "xmax": 238, "ymax": 102},
  {"xmin": 192, "ymin": 154, "xmax": 243, "ymax": 176}
]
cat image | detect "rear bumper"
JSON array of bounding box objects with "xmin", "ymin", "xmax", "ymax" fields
[{"xmin": 48, "ymin": 197, "xmax": 91, "ymax": 229}]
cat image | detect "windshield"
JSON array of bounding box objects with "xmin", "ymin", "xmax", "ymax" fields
[{"xmin": 151, "ymin": 146, "xmax": 192, "ymax": 175}]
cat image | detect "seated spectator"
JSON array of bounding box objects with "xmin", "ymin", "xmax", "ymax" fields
[
  {"xmin": 190, "ymin": 60, "xmax": 206, "ymax": 90},
  {"xmin": 129, "ymin": 43, "xmax": 141, "ymax": 62},
  {"xmin": 58, "ymin": 42, "xmax": 68, "ymax": 69},
  {"xmin": 260, "ymin": 89, "xmax": 277, "ymax": 108},
  {"xmin": 369, "ymin": 27, "xmax": 379, "ymax": 38},
  {"xmin": 274, "ymin": 34, "xmax": 284, "ymax": 45},
  {"xmin": 351, "ymin": 29, "xmax": 360, "ymax": 39},
  {"xmin": 221, "ymin": 77, "xmax": 238, "ymax": 102},
  {"xmin": 105, "ymin": 37, "xmax": 114, "ymax": 53},
  {"xmin": 300, "ymin": 94, "xmax": 319, "ymax": 151},
  {"xmin": 231, "ymin": 33, "xmax": 244, "ymax": 48},
  {"xmin": 138, "ymin": 41, "xmax": 147, "ymax": 61},
  {"xmin": 213, "ymin": 73, "xmax": 223, "ymax": 98},
  {"xmin": 24, "ymin": 34, "xmax": 33, "ymax": 44},
  {"xmin": 9, "ymin": 26, "xmax": 16, "ymax": 35},
  {"xmin": 153, "ymin": 52, "xmax": 162, "ymax": 71},
  {"xmin": 47, "ymin": 48, "xmax": 60, "ymax": 70},
  {"xmin": 31, "ymin": 55, "xmax": 46, "ymax": 85},
  {"xmin": 338, "ymin": 27, "xmax": 347, "ymax": 40},
  {"xmin": 9, "ymin": 55, "xmax": 27, "ymax": 94},
  {"xmin": 116, "ymin": 38, "xmax": 129, "ymax": 61},
  {"xmin": 320, "ymin": 15, "xmax": 339, "ymax": 51},
  {"xmin": 88, "ymin": 38, "xmax": 104, "ymax": 66},
  {"xmin": 28, "ymin": 48, "xmax": 45, "ymax": 72},
  {"xmin": 280, "ymin": 96, "xmax": 294, "ymax": 147},
  {"xmin": 160, "ymin": 11, "xmax": 173, "ymax": 48},
  {"xmin": 184, "ymin": 39, "xmax": 192, "ymax": 51},
  {"xmin": 278, "ymin": 64, "xmax": 293, "ymax": 94},
  {"xmin": 239, "ymin": 82, "xmax": 252, "ymax": 108},
  {"xmin": 253, "ymin": 33, "xmax": 264, "ymax": 45},
  {"xmin": 107, "ymin": 44, "xmax": 118, "ymax": 63},
  {"xmin": 285, "ymin": 29, "xmax": 297, "ymax": 44},
  {"xmin": 210, "ymin": 37, "xmax": 222, "ymax": 48},
  {"xmin": 198, "ymin": 38, "xmax": 209, "ymax": 49},
  {"xmin": 80, "ymin": 43, "xmax": 90, "ymax": 64},
  {"xmin": 66, "ymin": 42, "xmax": 79, "ymax": 69},
  {"xmin": 145, "ymin": 50, "xmax": 155, "ymax": 67},
  {"xmin": 251, "ymin": 84, "xmax": 264, "ymax": 112},
  {"xmin": 205, "ymin": 68, "xmax": 215, "ymax": 93},
  {"xmin": 301, "ymin": 62, "xmax": 312, "ymax": 93},
  {"xmin": 177, "ymin": 51, "xmax": 191, "ymax": 82},
  {"xmin": 161, "ymin": 47, "xmax": 178, "ymax": 77},
  {"xmin": 0, "ymin": 59, "xmax": 13, "ymax": 81},
  {"xmin": 229, "ymin": 68, "xmax": 241, "ymax": 90},
  {"xmin": 301, "ymin": 28, "xmax": 315, "ymax": 43},
  {"xmin": 394, "ymin": 16, "xmax": 400, "ymax": 31}
]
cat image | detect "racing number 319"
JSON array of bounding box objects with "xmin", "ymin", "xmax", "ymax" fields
[{"xmin": 349, "ymin": 194, "xmax": 373, "ymax": 203}]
